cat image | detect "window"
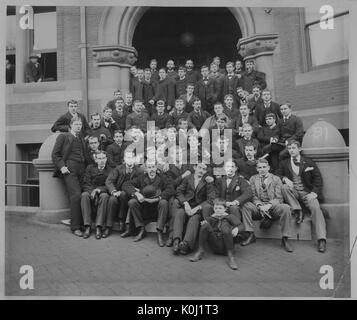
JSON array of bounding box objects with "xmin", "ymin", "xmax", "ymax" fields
[
  {"xmin": 304, "ymin": 6, "xmax": 349, "ymax": 67},
  {"xmin": 5, "ymin": 6, "xmax": 57, "ymax": 83}
]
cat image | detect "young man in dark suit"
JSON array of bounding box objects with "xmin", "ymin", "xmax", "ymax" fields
[
  {"xmin": 233, "ymin": 104, "xmax": 259, "ymax": 139},
  {"xmin": 218, "ymin": 62, "xmax": 240, "ymax": 102},
  {"xmin": 52, "ymin": 118, "xmax": 90, "ymax": 237},
  {"xmin": 142, "ymin": 68, "xmax": 156, "ymax": 117},
  {"xmin": 254, "ymin": 89, "xmax": 282, "ymax": 126},
  {"xmin": 112, "ymin": 99, "xmax": 127, "ymax": 131},
  {"xmin": 150, "ymin": 100, "xmax": 171, "ymax": 129},
  {"xmin": 81, "ymin": 151, "xmax": 112, "ymax": 239},
  {"xmin": 166, "ymin": 60, "xmax": 178, "ymax": 81},
  {"xmin": 106, "ymin": 130, "xmax": 129, "ymax": 168},
  {"xmin": 187, "ymin": 98, "xmax": 211, "ymax": 131},
  {"xmin": 132, "ymin": 68, "xmax": 144, "ymax": 101},
  {"xmin": 278, "ymin": 103, "xmax": 305, "ymax": 160},
  {"xmin": 153, "ymin": 68, "xmax": 175, "ymax": 111},
  {"xmin": 235, "ymin": 123, "xmax": 261, "ymax": 158},
  {"xmin": 51, "ymin": 99, "xmax": 90, "ymax": 136},
  {"xmin": 105, "ymin": 150, "xmax": 142, "ymax": 235},
  {"xmin": 171, "ymin": 163, "xmax": 217, "ymax": 255},
  {"xmin": 257, "ymin": 113, "xmax": 284, "ymax": 172},
  {"xmin": 89, "ymin": 113, "xmax": 113, "ymax": 150},
  {"xmin": 125, "ymin": 100, "xmax": 150, "ymax": 133},
  {"xmin": 240, "ymin": 59, "xmax": 266, "ymax": 93},
  {"xmin": 195, "ymin": 65, "xmax": 216, "ymax": 114},
  {"xmin": 175, "ymin": 66, "xmax": 188, "ymax": 98},
  {"xmin": 122, "ymin": 162, "xmax": 175, "ymax": 246},
  {"xmin": 179, "ymin": 83, "xmax": 198, "ymax": 114},
  {"xmin": 168, "ymin": 99, "xmax": 189, "ymax": 128},
  {"xmin": 101, "ymin": 107, "xmax": 120, "ymax": 138},
  {"xmin": 223, "ymin": 94, "xmax": 240, "ymax": 121},
  {"xmin": 149, "ymin": 59, "xmax": 160, "ymax": 83},
  {"xmin": 236, "ymin": 144, "xmax": 259, "ymax": 180},
  {"xmin": 185, "ymin": 59, "xmax": 201, "ymax": 84},
  {"xmin": 247, "ymin": 85, "xmax": 263, "ymax": 115},
  {"xmin": 276, "ymin": 140, "xmax": 327, "ymax": 253}
]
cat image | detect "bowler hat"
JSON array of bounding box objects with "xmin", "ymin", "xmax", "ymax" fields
[
  {"xmin": 142, "ymin": 185, "xmax": 161, "ymax": 199},
  {"xmin": 29, "ymin": 53, "xmax": 39, "ymax": 59}
]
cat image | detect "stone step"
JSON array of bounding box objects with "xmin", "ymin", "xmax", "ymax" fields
[{"xmin": 253, "ymin": 217, "xmax": 312, "ymax": 240}]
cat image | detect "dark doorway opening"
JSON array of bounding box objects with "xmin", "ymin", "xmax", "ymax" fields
[{"xmin": 132, "ymin": 7, "xmax": 242, "ymax": 69}]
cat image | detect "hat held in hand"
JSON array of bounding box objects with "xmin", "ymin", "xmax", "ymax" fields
[{"xmin": 142, "ymin": 185, "xmax": 161, "ymax": 199}]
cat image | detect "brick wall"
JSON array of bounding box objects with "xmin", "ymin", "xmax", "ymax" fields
[{"xmin": 273, "ymin": 8, "xmax": 348, "ymax": 111}]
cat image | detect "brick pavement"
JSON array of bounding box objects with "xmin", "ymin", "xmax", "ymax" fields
[{"xmin": 5, "ymin": 213, "xmax": 350, "ymax": 298}]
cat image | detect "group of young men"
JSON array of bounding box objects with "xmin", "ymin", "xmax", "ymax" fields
[{"xmin": 50, "ymin": 56, "xmax": 327, "ymax": 270}]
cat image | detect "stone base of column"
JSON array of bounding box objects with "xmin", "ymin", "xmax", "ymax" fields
[
  {"xmin": 320, "ymin": 203, "xmax": 349, "ymax": 241},
  {"xmin": 36, "ymin": 208, "xmax": 71, "ymax": 224}
]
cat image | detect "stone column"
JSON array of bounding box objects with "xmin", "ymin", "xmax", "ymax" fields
[
  {"xmin": 91, "ymin": 45, "xmax": 138, "ymax": 102},
  {"xmin": 237, "ymin": 33, "xmax": 279, "ymax": 97},
  {"xmin": 302, "ymin": 119, "xmax": 349, "ymax": 240},
  {"xmin": 15, "ymin": 5, "xmax": 31, "ymax": 84},
  {"xmin": 33, "ymin": 133, "xmax": 70, "ymax": 223}
]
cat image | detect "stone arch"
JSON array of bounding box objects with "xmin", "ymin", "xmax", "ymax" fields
[{"xmin": 98, "ymin": 6, "xmax": 256, "ymax": 46}]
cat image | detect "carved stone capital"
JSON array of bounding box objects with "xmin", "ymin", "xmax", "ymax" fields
[
  {"xmin": 237, "ymin": 33, "xmax": 279, "ymax": 60},
  {"xmin": 91, "ymin": 45, "xmax": 138, "ymax": 67}
]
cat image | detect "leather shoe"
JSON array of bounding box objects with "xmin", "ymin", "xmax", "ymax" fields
[
  {"xmin": 241, "ymin": 233, "xmax": 256, "ymax": 246},
  {"xmin": 157, "ymin": 231, "xmax": 165, "ymax": 247},
  {"xmin": 189, "ymin": 251, "xmax": 204, "ymax": 262},
  {"xmin": 172, "ymin": 239, "xmax": 180, "ymax": 255},
  {"xmin": 102, "ymin": 227, "xmax": 111, "ymax": 238},
  {"xmin": 179, "ymin": 241, "xmax": 190, "ymax": 255},
  {"xmin": 120, "ymin": 226, "xmax": 131, "ymax": 238},
  {"xmin": 318, "ymin": 239, "xmax": 326, "ymax": 253},
  {"xmin": 83, "ymin": 226, "xmax": 91, "ymax": 239},
  {"xmin": 95, "ymin": 227, "xmax": 102, "ymax": 240},
  {"xmin": 118, "ymin": 221, "xmax": 125, "ymax": 233},
  {"xmin": 166, "ymin": 237, "xmax": 173, "ymax": 247},
  {"xmin": 73, "ymin": 229, "xmax": 83, "ymax": 237},
  {"xmin": 228, "ymin": 255, "xmax": 238, "ymax": 270},
  {"xmin": 281, "ymin": 237, "xmax": 293, "ymax": 252},
  {"xmin": 133, "ymin": 227, "xmax": 146, "ymax": 242}
]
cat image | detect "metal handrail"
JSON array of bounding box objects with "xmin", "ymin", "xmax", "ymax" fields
[{"xmin": 5, "ymin": 160, "xmax": 39, "ymax": 189}]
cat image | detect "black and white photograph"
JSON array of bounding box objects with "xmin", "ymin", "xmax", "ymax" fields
[{"xmin": 2, "ymin": 0, "xmax": 355, "ymax": 301}]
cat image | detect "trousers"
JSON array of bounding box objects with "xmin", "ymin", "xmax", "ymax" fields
[
  {"xmin": 80, "ymin": 192, "xmax": 109, "ymax": 227},
  {"xmin": 107, "ymin": 191, "xmax": 129, "ymax": 227},
  {"xmin": 281, "ymin": 184, "xmax": 326, "ymax": 240}
]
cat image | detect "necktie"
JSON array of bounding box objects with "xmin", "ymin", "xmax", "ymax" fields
[
  {"xmin": 260, "ymin": 176, "xmax": 266, "ymax": 189},
  {"xmin": 293, "ymin": 157, "xmax": 300, "ymax": 166}
]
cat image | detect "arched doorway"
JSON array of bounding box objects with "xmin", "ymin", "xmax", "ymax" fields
[{"xmin": 132, "ymin": 7, "xmax": 242, "ymax": 68}]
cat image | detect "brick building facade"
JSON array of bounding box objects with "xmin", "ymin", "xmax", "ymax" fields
[{"xmin": 5, "ymin": 5, "xmax": 349, "ymax": 206}]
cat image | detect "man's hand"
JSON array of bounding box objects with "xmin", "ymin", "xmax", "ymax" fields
[
  {"xmin": 184, "ymin": 202, "xmax": 192, "ymax": 215},
  {"xmin": 162, "ymin": 163, "xmax": 170, "ymax": 172},
  {"xmin": 112, "ymin": 190, "xmax": 121, "ymax": 198},
  {"xmin": 144, "ymin": 197, "xmax": 160, "ymax": 204},
  {"xmin": 167, "ymin": 105, "xmax": 172, "ymax": 111},
  {"xmin": 283, "ymin": 177, "xmax": 294, "ymax": 188},
  {"xmin": 200, "ymin": 220, "xmax": 208, "ymax": 226},
  {"xmin": 135, "ymin": 192, "xmax": 145, "ymax": 203},
  {"xmin": 169, "ymin": 109, "xmax": 175, "ymax": 116},
  {"xmin": 91, "ymin": 189, "xmax": 100, "ymax": 199},
  {"xmin": 190, "ymin": 206, "xmax": 201, "ymax": 216},
  {"xmin": 181, "ymin": 170, "xmax": 191, "ymax": 179},
  {"xmin": 304, "ymin": 192, "xmax": 317, "ymax": 202},
  {"xmin": 60, "ymin": 166, "xmax": 70, "ymax": 175},
  {"xmin": 232, "ymin": 227, "xmax": 239, "ymax": 237},
  {"xmin": 149, "ymin": 99, "xmax": 154, "ymax": 105}
]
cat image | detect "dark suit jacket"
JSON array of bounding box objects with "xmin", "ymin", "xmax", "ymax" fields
[
  {"xmin": 51, "ymin": 112, "xmax": 90, "ymax": 136},
  {"xmin": 105, "ymin": 164, "xmax": 142, "ymax": 193},
  {"xmin": 179, "ymin": 94, "xmax": 198, "ymax": 113},
  {"xmin": 142, "ymin": 80, "xmax": 156, "ymax": 105},
  {"xmin": 175, "ymin": 78, "xmax": 188, "ymax": 98},
  {"xmin": 218, "ymin": 75, "xmax": 240, "ymax": 102},
  {"xmin": 186, "ymin": 69, "xmax": 201, "ymax": 84},
  {"xmin": 164, "ymin": 164, "xmax": 193, "ymax": 188},
  {"xmin": 132, "ymin": 79, "xmax": 144, "ymax": 101},
  {"xmin": 235, "ymin": 138, "xmax": 261, "ymax": 158},
  {"xmin": 82, "ymin": 164, "xmax": 112, "ymax": 193},
  {"xmin": 176, "ymin": 175, "xmax": 217, "ymax": 207},
  {"xmin": 255, "ymin": 101, "xmax": 282, "ymax": 126},
  {"xmin": 25, "ymin": 61, "xmax": 43, "ymax": 82},
  {"xmin": 89, "ymin": 126, "xmax": 113, "ymax": 149},
  {"xmin": 194, "ymin": 78, "xmax": 216, "ymax": 111},
  {"xmin": 122, "ymin": 171, "xmax": 175, "ymax": 200},
  {"xmin": 106, "ymin": 142, "xmax": 130, "ymax": 168},
  {"xmin": 112, "ymin": 110, "xmax": 127, "ymax": 131},
  {"xmin": 236, "ymin": 158, "xmax": 258, "ymax": 180},
  {"xmin": 215, "ymin": 174, "xmax": 252, "ymax": 205},
  {"xmin": 240, "ymin": 70, "xmax": 266, "ymax": 93},
  {"xmin": 277, "ymin": 114, "xmax": 304, "ymax": 143},
  {"xmin": 154, "ymin": 78, "xmax": 175, "ymax": 106},
  {"xmin": 275, "ymin": 156, "xmax": 323, "ymax": 200},
  {"xmin": 187, "ymin": 110, "xmax": 211, "ymax": 130},
  {"xmin": 257, "ymin": 124, "xmax": 281, "ymax": 147},
  {"xmin": 168, "ymin": 110, "xmax": 189, "ymax": 128},
  {"xmin": 51, "ymin": 132, "xmax": 90, "ymax": 172},
  {"xmin": 100, "ymin": 118, "xmax": 119, "ymax": 138},
  {"xmin": 150, "ymin": 112, "xmax": 171, "ymax": 129}
]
